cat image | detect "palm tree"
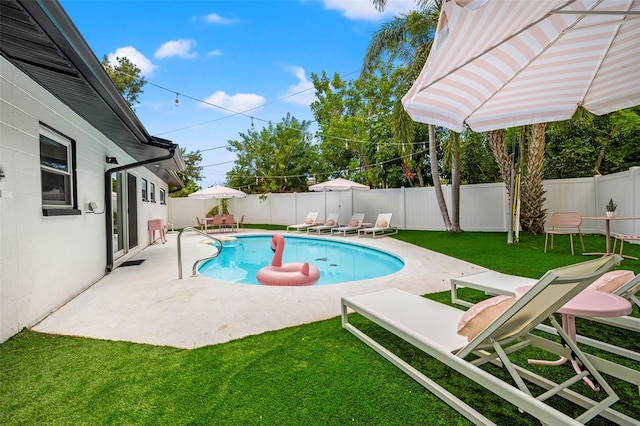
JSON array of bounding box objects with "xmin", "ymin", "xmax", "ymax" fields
[{"xmin": 364, "ymin": 1, "xmax": 462, "ymax": 231}]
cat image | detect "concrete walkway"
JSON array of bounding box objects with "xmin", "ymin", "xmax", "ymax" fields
[{"xmin": 33, "ymin": 230, "xmax": 485, "ymax": 349}]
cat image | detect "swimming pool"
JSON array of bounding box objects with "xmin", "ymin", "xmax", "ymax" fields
[{"xmin": 198, "ymin": 234, "xmax": 404, "ymax": 285}]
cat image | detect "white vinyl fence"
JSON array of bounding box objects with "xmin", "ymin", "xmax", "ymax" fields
[{"xmin": 169, "ymin": 167, "xmax": 640, "ymax": 238}]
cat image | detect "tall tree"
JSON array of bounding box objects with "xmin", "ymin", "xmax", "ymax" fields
[
  {"xmin": 364, "ymin": 3, "xmax": 462, "ymax": 230},
  {"xmin": 170, "ymin": 148, "xmax": 204, "ymax": 197},
  {"xmin": 309, "ymin": 64, "xmax": 406, "ymax": 188},
  {"xmin": 101, "ymin": 55, "xmax": 146, "ymax": 108},
  {"xmin": 226, "ymin": 114, "xmax": 316, "ymax": 193}
]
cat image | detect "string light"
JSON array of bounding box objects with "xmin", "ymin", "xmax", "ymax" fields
[{"xmin": 174, "ymin": 93, "xmax": 179, "ymax": 107}]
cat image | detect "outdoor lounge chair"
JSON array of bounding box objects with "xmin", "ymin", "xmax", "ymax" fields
[
  {"xmin": 451, "ymin": 268, "xmax": 640, "ymax": 360},
  {"xmin": 307, "ymin": 213, "xmax": 340, "ymax": 234},
  {"xmin": 331, "ymin": 213, "xmax": 365, "ymax": 236},
  {"xmin": 342, "ymin": 255, "xmax": 640, "ymax": 425},
  {"xmin": 287, "ymin": 212, "xmax": 319, "ymax": 233},
  {"xmin": 357, "ymin": 213, "xmax": 397, "ymax": 238}
]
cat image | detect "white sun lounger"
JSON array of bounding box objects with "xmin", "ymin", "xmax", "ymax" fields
[
  {"xmin": 287, "ymin": 212, "xmax": 319, "ymax": 233},
  {"xmin": 357, "ymin": 213, "xmax": 398, "ymax": 238},
  {"xmin": 306, "ymin": 213, "xmax": 340, "ymax": 234},
  {"xmin": 342, "ymin": 256, "xmax": 640, "ymax": 425},
  {"xmin": 451, "ymin": 268, "xmax": 640, "ymax": 361},
  {"xmin": 331, "ymin": 213, "xmax": 365, "ymax": 236},
  {"xmin": 452, "ymin": 269, "xmax": 640, "ymax": 331}
]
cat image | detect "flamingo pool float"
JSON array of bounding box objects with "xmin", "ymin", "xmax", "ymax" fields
[{"xmin": 256, "ymin": 233, "xmax": 320, "ymax": 286}]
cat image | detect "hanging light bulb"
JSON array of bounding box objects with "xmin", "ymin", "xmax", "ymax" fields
[
  {"xmin": 174, "ymin": 93, "xmax": 179, "ymax": 107},
  {"xmin": 250, "ymin": 117, "xmax": 254, "ymax": 129}
]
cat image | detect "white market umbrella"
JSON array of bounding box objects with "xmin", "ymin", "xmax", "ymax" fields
[
  {"xmin": 402, "ymin": 0, "xmax": 640, "ymax": 133},
  {"xmin": 309, "ymin": 178, "xmax": 370, "ymax": 220},
  {"xmin": 309, "ymin": 177, "xmax": 370, "ymax": 192},
  {"xmin": 188, "ymin": 185, "xmax": 247, "ymax": 200},
  {"xmin": 188, "ymin": 185, "xmax": 246, "ymax": 216}
]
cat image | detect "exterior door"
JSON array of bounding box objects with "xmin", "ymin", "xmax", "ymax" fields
[{"xmin": 127, "ymin": 172, "xmax": 138, "ymax": 249}]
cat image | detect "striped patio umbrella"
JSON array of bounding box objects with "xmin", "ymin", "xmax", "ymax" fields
[{"xmin": 402, "ymin": 0, "xmax": 640, "ymax": 133}]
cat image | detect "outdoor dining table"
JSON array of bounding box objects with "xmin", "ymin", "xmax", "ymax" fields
[
  {"xmin": 515, "ymin": 285, "xmax": 631, "ymax": 390},
  {"xmin": 581, "ymin": 216, "xmax": 640, "ymax": 256}
]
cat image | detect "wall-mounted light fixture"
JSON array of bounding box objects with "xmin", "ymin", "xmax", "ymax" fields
[
  {"xmin": 85, "ymin": 201, "xmax": 104, "ymax": 214},
  {"xmin": 106, "ymin": 156, "xmax": 118, "ymax": 164}
]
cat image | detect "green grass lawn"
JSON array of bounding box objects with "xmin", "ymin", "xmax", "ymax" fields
[{"xmin": 1, "ymin": 230, "xmax": 638, "ymax": 425}]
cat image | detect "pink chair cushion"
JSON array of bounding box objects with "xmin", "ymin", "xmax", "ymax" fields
[
  {"xmin": 587, "ymin": 270, "xmax": 634, "ymax": 293},
  {"xmin": 305, "ymin": 218, "xmax": 314, "ymax": 224},
  {"xmin": 349, "ymin": 219, "xmax": 359, "ymax": 227},
  {"xmin": 457, "ymin": 295, "xmax": 516, "ymax": 342},
  {"xmin": 326, "ymin": 219, "xmax": 335, "ymax": 226},
  {"xmin": 376, "ymin": 220, "xmax": 388, "ymax": 228}
]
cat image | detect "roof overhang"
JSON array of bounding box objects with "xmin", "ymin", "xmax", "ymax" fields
[{"xmin": 0, "ymin": 0, "xmax": 185, "ymax": 187}]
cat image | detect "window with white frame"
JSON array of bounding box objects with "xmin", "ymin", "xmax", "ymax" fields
[
  {"xmin": 150, "ymin": 182, "xmax": 156, "ymax": 202},
  {"xmin": 141, "ymin": 178, "xmax": 148, "ymax": 201},
  {"xmin": 40, "ymin": 124, "xmax": 79, "ymax": 215},
  {"xmin": 160, "ymin": 188, "xmax": 166, "ymax": 205}
]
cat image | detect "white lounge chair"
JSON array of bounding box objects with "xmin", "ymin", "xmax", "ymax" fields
[
  {"xmin": 342, "ymin": 255, "xmax": 639, "ymax": 425},
  {"xmin": 357, "ymin": 213, "xmax": 397, "ymax": 238},
  {"xmin": 286, "ymin": 212, "xmax": 319, "ymax": 233},
  {"xmin": 331, "ymin": 213, "xmax": 365, "ymax": 236},
  {"xmin": 451, "ymin": 268, "xmax": 640, "ymax": 361},
  {"xmin": 306, "ymin": 213, "xmax": 340, "ymax": 234}
]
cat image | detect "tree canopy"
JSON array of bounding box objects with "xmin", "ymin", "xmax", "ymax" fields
[
  {"xmin": 101, "ymin": 55, "xmax": 146, "ymax": 108},
  {"xmin": 226, "ymin": 114, "xmax": 316, "ymax": 194}
]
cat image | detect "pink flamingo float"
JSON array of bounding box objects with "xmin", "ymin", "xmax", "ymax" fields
[{"xmin": 256, "ymin": 233, "xmax": 320, "ymax": 286}]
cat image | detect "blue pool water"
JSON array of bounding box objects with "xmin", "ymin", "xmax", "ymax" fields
[{"xmin": 198, "ymin": 234, "xmax": 404, "ymax": 285}]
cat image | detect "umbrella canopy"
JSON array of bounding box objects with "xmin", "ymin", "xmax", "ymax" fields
[
  {"xmin": 188, "ymin": 185, "xmax": 247, "ymax": 200},
  {"xmin": 402, "ymin": 0, "xmax": 640, "ymax": 133},
  {"xmin": 309, "ymin": 178, "xmax": 370, "ymax": 192}
]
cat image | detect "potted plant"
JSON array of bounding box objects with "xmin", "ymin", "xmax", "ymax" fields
[{"xmin": 605, "ymin": 198, "xmax": 617, "ymax": 217}]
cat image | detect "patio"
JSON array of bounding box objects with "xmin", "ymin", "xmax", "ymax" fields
[{"xmin": 32, "ymin": 230, "xmax": 483, "ymax": 349}]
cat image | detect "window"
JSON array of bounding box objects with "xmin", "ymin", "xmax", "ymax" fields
[
  {"xmin": 150, "ymin": 182, "xmax": 156, "ymax": 202},
  {"xmin": 160, "ymin": 188, "xmax": 166, "ymax": 205},
  {"xmin": 40, "ymin": 124, "xmax": 80, "ymax": 215},
  {"xmin": 141, "ymin": 178, "xmax": 148, "ymax": 201}
]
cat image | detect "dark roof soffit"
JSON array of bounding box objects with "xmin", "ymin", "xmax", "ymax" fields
[{"xmin": 0, "ymin": 0, "xmax": 185, "ymax": 185}]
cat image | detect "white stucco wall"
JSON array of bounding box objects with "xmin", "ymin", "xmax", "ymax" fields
[{"xmin": 1, "ymin": 57, "xmax": 171, "ymax": 343}]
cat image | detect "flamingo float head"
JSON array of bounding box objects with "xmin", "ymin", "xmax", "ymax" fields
[{"xmin": 270, "ymin": 233, "xmax": 285, "ymax": 267}]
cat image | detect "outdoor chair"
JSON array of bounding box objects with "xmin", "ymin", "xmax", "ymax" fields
[
  {"xmin": 196, "ymin": 216, "xmax": 206, "ymax": 230},
  {"xmin": 612, "ymin": 234, "xmax": 640, "ymax": 260},
  {"xmin": 450, "ymin": 268, "xmax": 640, "ymax": 358},
  {"xmin": 357, "ymin": 213, "xmax": 397, "ymax": 238},
  {"xmin": 544, "ymin": 211, "xmax": 585, "ymax": 255},
  {"xmin": 287, "ymin": 212, "xmax": 319, "ymax": 233},
  {"xmin": 331, "ymin": 213, "xmax": 365, "ymax": 236},
  {"xmin": 341, "ymin": 255, "xmax": 639, "ymax": 425},
  {"xmin": 307, "ymin": 213, "xmax": 340, "ymax": 234}
]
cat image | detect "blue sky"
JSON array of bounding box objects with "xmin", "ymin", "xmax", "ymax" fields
[{"xmin": 60, "ymin": 0, "xmax": 415, "ymax": 188}]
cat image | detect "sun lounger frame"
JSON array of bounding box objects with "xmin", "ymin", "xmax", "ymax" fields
[
  {"xmin": 451, "ymin": 270, "xmax": 640, "ymax": 360},
  {"xmin": 341, "ymin": 256, "xmax": 640, "ymax": 425}
]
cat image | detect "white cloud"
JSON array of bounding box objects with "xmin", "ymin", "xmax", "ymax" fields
[
  {"xmin": 322, "ymin": 0, "xmax": 415, "ymax": 21},
  {"xmin": 281, "ymin": 66, "xmax": 316, "ymax": 106},
  {"xmin": 207, "ymin": 49, "xmax": 223, "ymax": 57},
  {"xmin": 155, "ymin": 39, "xmax": 198, "ymax": 59},
  {"xmin": 107, "ymin": 46, "xmax": 156, "ymax": 77},
  {"xmin": 203, "ymin": 13, "xmax": 239, "ymax": 25},
  {"xmin": 201, "ymin": 91, "xmax": 266, "ymax": 114}
]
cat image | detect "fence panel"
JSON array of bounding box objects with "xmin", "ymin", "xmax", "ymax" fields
[{"xmin": 168, "ymin": 168, "xmax": 639, "ymax": 239}]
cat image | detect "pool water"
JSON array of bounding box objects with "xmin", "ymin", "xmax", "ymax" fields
[{"xmin": 198, "ymin": 234, "xmax": 404, "ymax": 285}]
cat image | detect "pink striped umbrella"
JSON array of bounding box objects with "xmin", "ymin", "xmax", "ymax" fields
[{"xmin": 402, "ymin": 0, "xmax": 640, "ymax": 133}]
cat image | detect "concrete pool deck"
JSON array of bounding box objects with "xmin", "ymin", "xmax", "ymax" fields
[{"xmin": 32, "ymin": 230, "xmax": 486, "ymax": 349}]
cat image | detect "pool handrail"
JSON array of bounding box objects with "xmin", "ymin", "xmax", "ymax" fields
[{"xmin": 177, "ymin": 227, "xmax": 223, "ymax": 279}]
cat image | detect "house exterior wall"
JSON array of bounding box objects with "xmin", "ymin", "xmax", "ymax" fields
[{"xmin": 1, "ymin": 57, "xmax": 170, "ymax": 343}]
